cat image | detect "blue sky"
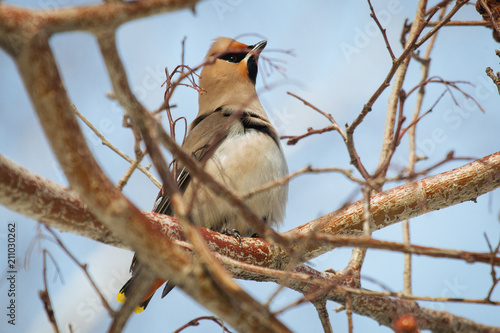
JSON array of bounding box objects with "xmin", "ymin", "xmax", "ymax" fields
[{"xmin": 1, "ymin": 1, "xmax": 499, "ymax": 332}]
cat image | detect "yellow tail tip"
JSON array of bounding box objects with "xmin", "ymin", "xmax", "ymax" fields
[
  {"xmin": 117, "ymin": 292, "xmax": 145, "ymax": 314},
  {"xmin": 117, "ymin": 292, "xmax": 126, "ymax": 304}
]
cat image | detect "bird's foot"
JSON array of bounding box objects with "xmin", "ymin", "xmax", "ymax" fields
[{"xmin": 222, "ymin": 228, "xmax": 241, "ymax": 244}]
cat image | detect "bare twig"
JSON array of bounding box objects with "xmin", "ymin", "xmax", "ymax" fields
[
  {"xmin": 312, "ymin": 301, "xmax": 333, "ymax": 333},
  {"xmin": 342, "ymin": 285, "xmax": 500, "ymax": 306},
  {"xmin": 486, "ymin": 67, "xmax": 500, "ymax": 96},
  {"xmin": 346, "ymin": 293, "xmax": 353, "ymax": 333},
  {"xmin": 367, "ymin": 0, "xmax": 396, "ymax": 60},
  {"xmin": 484, "ymin": 234, "xmax": 500, "ymax": 301},
  {"xmin": 116, "ymin": 150, "xmax": 147, "ymax": 190},
  {"xmin": 173, "ymin": 316, "xmax": 232, "ymax": 333},
  {"xmin": 73, "ymin": 105, "xmax": 161, "ymax": 188},
  {"xmin": 44, "ymin": 227, "xmax": 116, "ymax": 316},
  {"xmin": 281, "ymin": 125, "xmax": 338, "ymax": 145},
  {"xmin": 414, "ymin": 0, "xmax": 469, "ymax": 49},
  {"xmin": 405, "ymin": 76, "xmax": 485, "ymax": 112},
  {"xmin": 287, "ymin": 92, "xmax": 346, "ymax": 141},
  {"xmin": 40, "ymin": 250, "xmax": 61, "ymax": 333},
  {"xmin": 375, "ymin": 0, "xmax": 429, "ymax": 183},
  {"xmin": 410, "ymin": 151, "xmax": 475, "ymax": 178},
  {"xmin": 242, "ymin": 166, "xmax": 362, "ymax": 201},
  {"xmin": 402, "ymin": 218, "xmax": 412, "ymax": 295},
  {"xmin": 297, "ymin": 233, "xmax": 500, "ymax": 267},
  {"xmin": 426, "ymin": 20, "xmax": 489, "ymax": 26}
]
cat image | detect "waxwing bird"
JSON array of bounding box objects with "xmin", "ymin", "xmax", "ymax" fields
[{"xmin": 117, "ymin": 37, "xmax": 288, "ymax": 313}]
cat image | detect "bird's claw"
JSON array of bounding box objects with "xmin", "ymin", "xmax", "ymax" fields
[{"xmin": 223, "ymin": 228, "xmax": 241, "ymax": 244}]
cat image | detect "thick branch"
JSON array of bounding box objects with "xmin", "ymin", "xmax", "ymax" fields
[
  {"xmin": 376, "ymin": 0, "xmax": 427, "ymax": 179},
  {"xmin": 3, "ymin": 151, "xmax": 500, "ymax": 267},
  {"xmin": 280, "ymin": 267, "xmax": 500, "ymax": 333},
  {"xmin": 2, "ymin": 151, "xmax": 499, "ymax": 331},
  {"xmin": 288, "ymin": 151, "xmax": 500, "ymax": 261},
  {"xmin": 0, "ymin": 0, "xmax": 199, "ymax": 55},
  {"xmin": 0, "ymin": 154, "xmax": 122, "ymax": 245}
]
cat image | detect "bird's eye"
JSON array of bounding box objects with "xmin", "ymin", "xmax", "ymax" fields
[{"xmin": 219, "ymin": 52, "xmax": 246, "ymax": 63}]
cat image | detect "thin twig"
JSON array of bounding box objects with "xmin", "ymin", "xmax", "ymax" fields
[
  {"xmin": 414, "ymin": 0, "xmax": 469, "ymax": 49},
  {"xmin": 40, "ymin": 250, "xmax": 61, "ymax": 333},
  {"xmin": 343, "ymin": 0, "xmax": 437, "ymax": 185},
  {"xmin": 375, "ymin": 0, "xmax": 430, "ymax": 183},
  {"xmin": 405, "ymin": 76, "xmax": 485, "ymax": 112},
  {"xmin": 287, "ymin": 91, "xmax": 346, "ymax": 141},
  {"xmin": 291, "ymin": 233, "xmax": 500, "ymax": 266},
  {"xmin": 342, "ymin": 285, "xmax": 500, "ymax": 306},
  {"xmin": 484, "ymin": 234, "xmax": 500, "ymax": 301},
  {"xmin": 44, "ymin": 227, "xmax": 116, "ymax": 316},
  {"xmin": 402, "ymin": 219, "xmax": 412, "ymax": 295},
  {"xmin": 411, "ymin": 152, "xmax": 474, "ymax": 178},
  {"xmin": 173, "ymin": 316, "xmax": 232, "ymax": 333},
  {"xmin": 241, "ymin": 166, "xmax": 362, "ymax": 201},
  {"xmin": 281, "ymin": 125, "xmax": 338, "ymax": 145},
  {"xmin": 486, "ymin": 67, "xmax": 500, "ymax": 96},
  {"xmin": 346, "ymin": 293, "xmax": 353, "ymax": 333},
  {"xmin": 73, "ymin": 105, "xmax": 161, "ymax": 188},
  {"xmin": 367, "ymin": 0, "xmax": 396, "ymax": 60},
  {"xmin": 426, "ymin": 20, "xmax": 489, "ymax": 26},
  {"xmin": 117, "ymin": 150, "xmax": 146, "ymax": 190},
  {"xmin": 312, "ymin": 301, "xmax": 333, "ymax": 333}
]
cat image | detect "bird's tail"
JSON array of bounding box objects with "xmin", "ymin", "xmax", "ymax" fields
[{"xmin": 117, "ymin": 278, "xmax": 166, "ymax": 313}]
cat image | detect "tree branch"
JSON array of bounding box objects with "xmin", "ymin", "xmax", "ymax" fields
[
  {"xmin": 0, "ymin": 0, "xmax": 199, "ymax": 52},
  {"xmin": 287, "ymin": 151, "xmax": 500, "ymax": 261},
  {"xmin": 2, "ymin": 151, "xmax": 500, "ymax": 267},
  {"xmin": 2, "ymin": 149, "xmax": 499, "ymax": 331}
]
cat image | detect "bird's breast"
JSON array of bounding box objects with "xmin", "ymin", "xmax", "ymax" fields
[
  {"xmin": 186, "ymin": 127, "xmax": 288, "ymax": 235},
  {"xmin": 212, "ymin": 128, "xmax": 288, "ymax": 193}
]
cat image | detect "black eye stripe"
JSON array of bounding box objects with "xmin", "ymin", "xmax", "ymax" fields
[{"xmin": 218, "ymin": 52, "xmax": 247, "ymax": 63}]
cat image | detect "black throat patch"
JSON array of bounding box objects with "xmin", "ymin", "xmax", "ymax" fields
[{"xmin": 246, "ymin": 55, "xmax": 258, "ymax": 84}]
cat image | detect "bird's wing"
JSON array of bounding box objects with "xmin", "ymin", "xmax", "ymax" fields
[{"xmin": 150, "ymin": 107, "xmax": 231, "ymax": 215}]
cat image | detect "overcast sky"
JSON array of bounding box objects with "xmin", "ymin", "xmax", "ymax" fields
[{"xmin": 1, "ymin": 1, "xmax": 499, "ymax": 332}]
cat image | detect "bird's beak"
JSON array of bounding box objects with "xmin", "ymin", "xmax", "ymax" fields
[
  {"xmin": 245, "ymin": 40, "xmax": 267, "ymax": 63},
  {"xmin": 250, "ymin": 40, "xmax": 267, "ymax": 55},
  {"xmin": 253, "ymin": 40, "xmax": 267, "ymax": 52}
]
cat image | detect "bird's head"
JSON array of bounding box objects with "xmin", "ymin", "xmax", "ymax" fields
[{"xmin": 198, "ymin": 37, "xmax": 267, "ymax": 115}]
